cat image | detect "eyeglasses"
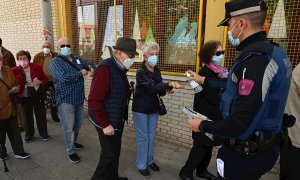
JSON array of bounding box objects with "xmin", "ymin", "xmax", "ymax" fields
[
  {"xmin": 60, "ymin": 44, "xmax": 71, "ymax": 48},
  {"xmin": 122, "ymin": 51, "xmax": 135, "ymax": 58},
  {"xmin": 215, "ymin": 50, "xmax": 225, "ymax": 56}
]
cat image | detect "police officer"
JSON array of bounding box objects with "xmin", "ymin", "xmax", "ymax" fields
[{"xmin": 187, "ymin": 0, "xmax": 292, "ymax": 179}]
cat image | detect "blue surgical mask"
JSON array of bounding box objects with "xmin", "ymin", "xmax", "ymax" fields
[
  {"xmin": 148, "ymin": 55, "xmax": 158, "ymax": 67},
  {"xmin": 212, "ymin": 54, "xmax": 224, "ymax": 65},
  {"xmin": 60, "ymin": 47, "xmax": 71, "ymax": 57},
  {"xmin": 122, "ymin": 58, "xmax": 135, "ymax": 69},
  {"xmin": 227, "ymin": 21, "xmax": 243, "ymax": 47}
]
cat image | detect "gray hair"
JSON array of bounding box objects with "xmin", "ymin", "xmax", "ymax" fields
[{"xmin": 142, "ymin": 42, "xmax": 160, "ymax": 56}]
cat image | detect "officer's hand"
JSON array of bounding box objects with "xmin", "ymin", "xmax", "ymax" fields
[
  {"xmin": 81, "ymin": 69, "xmax": 88, "ymax": 76},
  {"xmin": 186, "ymin": 70, "xmax": 205, "ymax": 85},
  {"xmin": 103, "ymin": 125, "xmax": 115, "ymax": 136},
  {"xmin": 188, "ymin": 117, "xmax": 202, "ymax": 132},
  {"xmin": 89, "ymin": 65, "xmax": 94, "ymax": 77}
]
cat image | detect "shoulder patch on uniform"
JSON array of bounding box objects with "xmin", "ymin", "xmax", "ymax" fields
[{"xmin": 239, "ymin": 79, "xmax": 254, "ymax": 96}]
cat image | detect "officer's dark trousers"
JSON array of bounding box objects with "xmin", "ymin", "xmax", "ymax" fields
[
  {"xmin": 91, "ymin": 127, "xmax": 123, "ymax": 180},
  {"xmin": 181, "ymin": 132, "xmax": 213, "ymax": 176},
  {"xmin": 280, "ymin": 144, "xmax": 300, "ymax": 180},
  {"xmin": 217, "ymin": 144, "xmax": 279, "ymax": 180},
  {"xmin": 0, "ymin": 116, "xmax": 25, "ymax": 155}
]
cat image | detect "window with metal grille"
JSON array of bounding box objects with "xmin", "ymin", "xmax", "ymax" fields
[
  {"xmin": 224, "ymin": 0, "xmax": 300, "ymax": 69},
  {"xmin": 75, "ymin": 0, "xmax": 202, "ymax": 74}
]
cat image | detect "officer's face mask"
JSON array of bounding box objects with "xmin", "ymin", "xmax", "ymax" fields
[{"xmin": 228, "ymin": 20, "xmax": 243, "ymax": 47}]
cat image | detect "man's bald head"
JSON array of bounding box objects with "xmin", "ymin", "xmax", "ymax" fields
[
  {"xmin": 42, "ymin": 41, "xmax": 52, "ymax": 48},
  {"xmin": 57, "ymin": 37, "xmax": 71, "ymax": 49}
]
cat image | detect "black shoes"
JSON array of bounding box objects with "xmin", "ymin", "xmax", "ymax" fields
[
  {"xmin": 42, "ymin": 135, "xmax": 51, "ymax": 141},
  {"xmin": 0, "ymin": 154, "xmax": 8, "ymax": 161},
  {"xmin": 179, "ymin": 169, "xmax": 194, "ymax": 180},
  {"xmin": 75, "ymin": 142, "xmax": 84, "ymax": 149},
  {"xmin": 68, "ymin": 153, "xmax": 80, "ymax": 163},
  {"xmin": 148, "ymin": 162, "xmax": 160, "ymax": 172},
  {"xmin": 14, "ymin": 152, "xmax": 30, "ymax": 159},
  {"xmin": 196, "ymin": 170, "xmax": 217, "ymax": 180},
  {"xmin": 138, "ymin": 168, "xmax": 151, "ymax": 178},
  {"xmin": 24, "ymin": 136, "xmax": 33, "ymax": 143}
]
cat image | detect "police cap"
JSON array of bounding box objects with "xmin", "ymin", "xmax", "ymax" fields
[{"xmin": 218, "ymin": 0, "xmax": 268, "ymax": 27}]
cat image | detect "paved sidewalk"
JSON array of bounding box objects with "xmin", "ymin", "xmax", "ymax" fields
[{"xmin": 0, "ymin": 113, "xmax": 279, "ymax": 180}]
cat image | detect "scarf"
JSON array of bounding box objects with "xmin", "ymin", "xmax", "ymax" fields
[{"xmin": 206, "ymin": 62, "xmax": 228, "ymax": 79}]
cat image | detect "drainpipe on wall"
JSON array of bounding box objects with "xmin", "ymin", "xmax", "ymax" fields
[{"xmin": 40, "ymin": 0, "xmax": 54, "ymax": 50}]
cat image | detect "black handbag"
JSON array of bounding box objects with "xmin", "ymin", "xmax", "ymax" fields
[
  {"xmin": 44, "ymin": 86, "xmax": 56, "ymax": 109},
  {"xmin": 9, "ymin": 93, "xmax": 21, "ymax": 104},
  {"xmin": 157, "ymin": 95, "xmax": 167, "ymax": 116},
  {"xmin": 0, "ymin": 78, "xmax": 21, "ymax": 105}
]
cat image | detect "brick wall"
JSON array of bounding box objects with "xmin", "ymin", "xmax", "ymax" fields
[{"xmin": 0, "ymin": 0, "xmax": 58, "ymax": 61}]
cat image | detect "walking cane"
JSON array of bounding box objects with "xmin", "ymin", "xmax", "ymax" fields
[{"xmin": 0, "ymin": 145, "xmax": 9, "ymax": 172}]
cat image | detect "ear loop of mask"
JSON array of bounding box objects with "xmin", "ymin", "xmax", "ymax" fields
[{"xmin": 231, "ymin": 20, "xmax": 243, "ymax": 40}]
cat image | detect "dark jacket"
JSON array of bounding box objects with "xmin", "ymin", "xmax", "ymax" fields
[
  {"xmin": 88, "ymin": 56, "xmax": 129, "ymax": 130},
  {"xmin": 193, "ymin": 65, "xmax": 223, "ymax": 146},
  {"xmin": 201, "ymin": 31, "xmax": 292, "ymax": 139},
  {"xmin": 194, "ymin": 65, "xmax": 223, "ymax": 121},
  {"xmin": 132, "ymin": 62, "xmax": 172, "ymax": 114}
]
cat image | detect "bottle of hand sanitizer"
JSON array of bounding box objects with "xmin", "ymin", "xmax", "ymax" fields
[{"xmin": 186, "ymin": 73, "xmax": 203, "ymax": 93}]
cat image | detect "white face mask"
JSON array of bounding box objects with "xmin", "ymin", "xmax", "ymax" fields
[
  {"xmin": 122, "ymin": 58, "xmax": 135, "ymax": 69},
  {"xmin": 43, "ymin": 47, "xmax": 50, "ymax": 55}
]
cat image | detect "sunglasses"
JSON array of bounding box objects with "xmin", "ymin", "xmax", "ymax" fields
[
  {"xmin": 60, "ymin": 44, "xmax": 71, "ymax": 48},
  {"xmin": 215, "ymin": 50, "xmax": 225, "ymax": 56}
]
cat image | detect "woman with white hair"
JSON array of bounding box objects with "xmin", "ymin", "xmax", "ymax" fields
[{"xmin": 132, "ymin": 42, "xmax": 183, "ymax": 177}]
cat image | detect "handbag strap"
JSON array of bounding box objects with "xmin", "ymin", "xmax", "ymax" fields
[
  {"xmin": 17, "ymin": 66, "xmax": 31, "ymax": 85},
  {"xmin": 58, "ymin": 55, "xmax": 81, "ymax": 71},
  {"xmin": 157, "ymin": 94, "xmax": 162, "ymax": 104},
  {"xmin": 0, "ymin": 78, "xmax": 11, "ymax": 90}
]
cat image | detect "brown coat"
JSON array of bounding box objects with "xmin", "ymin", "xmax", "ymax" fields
[
  {"xmin": 1, "ymin": 47, "xmax": 16, "ymax": 68},
  {"xmin": 33, "ymin": 51, "xmax": 58, "ymax": 66},
  {"xmin": 33, "ymin": 51, "xmax": 58, "ymax": 81},
  {"xmin": 0, "ymin": 66, "xmax": 20, "ymax": 120}
]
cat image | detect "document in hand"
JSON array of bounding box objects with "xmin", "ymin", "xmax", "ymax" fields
[{"xmin": 182, "ymin": 106, "xmax": 213, "ymax": 140}]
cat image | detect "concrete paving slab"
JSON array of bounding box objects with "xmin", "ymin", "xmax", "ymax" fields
[{"xmin": 0, "ymin": 112, "xmax": 279, "ymax": 180}]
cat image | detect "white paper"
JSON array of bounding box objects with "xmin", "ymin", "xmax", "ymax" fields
[
  {"xmin": 76, "ymin": 59, "xmax": 81, "ymax": 64},
  {"xmin": 217, "ymin": 158, "xmax": 224, "ymax": 178}
]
